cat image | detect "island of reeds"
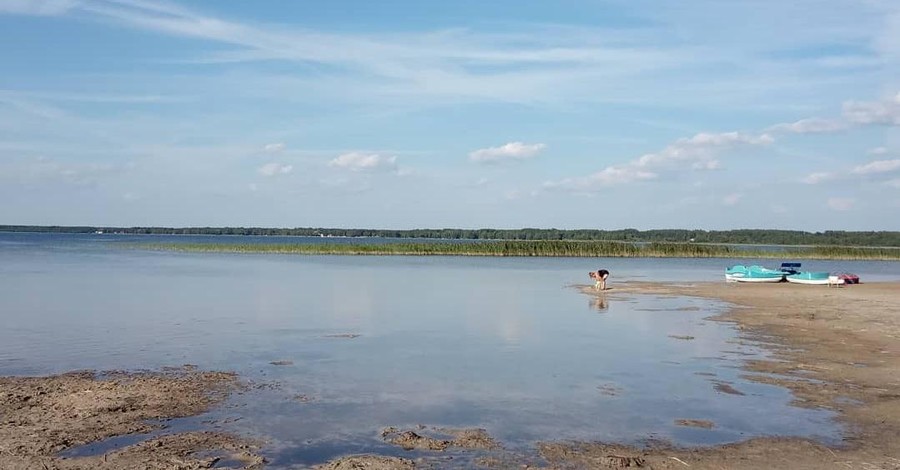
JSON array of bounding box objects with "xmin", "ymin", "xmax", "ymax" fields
[{"xmin": 135, "ymin": 240, "xmax": 900, "ymax": 260}]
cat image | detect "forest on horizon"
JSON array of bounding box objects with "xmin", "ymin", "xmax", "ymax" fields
[{"xmin": 2, "ymin": 225, "xmax": 900, "ymax": 247}]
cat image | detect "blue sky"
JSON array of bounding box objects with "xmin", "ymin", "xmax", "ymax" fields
[{"xmin": 1, "ymin": 0, "xmax": 899, "ymax": 230}]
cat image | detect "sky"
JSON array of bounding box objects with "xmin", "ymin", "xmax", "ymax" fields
[{"xmin": 1, "ymin": 0, "xmax": 899, "ymax": 230}]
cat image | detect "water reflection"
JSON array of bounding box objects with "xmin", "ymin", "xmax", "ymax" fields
[
  {"xmin": 590, "ymin": 295, "xmax": 609, "ymax": 311},
  {"xmin": 0, "ymin": 234, "xmax": 850, "ymax": 464}
]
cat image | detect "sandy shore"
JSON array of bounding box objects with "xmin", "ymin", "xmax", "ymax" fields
[
  {"xmin": 2, "ymin": 281, "xmax": 899, "ymax": 469},
  {"xmin": 537, "ymin": 281, "xmax": 900, "ymax": 470}
]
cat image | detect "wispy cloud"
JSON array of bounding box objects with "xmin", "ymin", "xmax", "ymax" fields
[
  {"xmin": 0, "ymin": 89, "xmax": 183, "ymax": 104},
  {"xmin": 543, "ymin": 166, "xmax": 657, "ymax": 191},
  {"xmin": 6, "ymin": 0, "xmax": 883, "ymax": 108},
  {"xmin": 851, "ymin": 159, "xmax": 900, "ymax": 175},
  {"xmin": 544, "ymin": 131, "xmax": 771, "ymax": 192},
  {"xmin": 633, "ymin": 132, "xmax": 773, "ymax": 170},
  {"xmin": 767, "ymin": 117, "xmax": 847, "ymax": 134},
  {"xmin": 0, "ymin": 156, "xmax": 127, "ymax": 186},
  {"xmin": 263, "ymin": 142, "xmax": 285, "ymax": 153},
  {"xmin": 842, "ymin": 92, "xmax": 900, "ymax": 126},
  {"xmin": 761, "ymin": 91, "xmax": 900, "ymax": 139},
  {"xmin": 329, "ymin": 152, "xmax": 398, "ymax": 172},
  {"xmin": 801, "ymin": 171, "xmax": 835, "ymax": 184},
  {"xmin": 257, "ymin": 162, "xmax": 292, "ymax": 176},
  {"xmin": 469, "ymin": 142, "xmax": 545, "ymax": 164}
]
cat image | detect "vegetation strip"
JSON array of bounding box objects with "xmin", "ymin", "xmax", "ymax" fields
[
  {"xmin": 3, "ymin": 225, "xmax": 900, "ymax": 247},
  {"xmin": 134, "ymin": 241, "xmax": 900, "ymax": 260}
]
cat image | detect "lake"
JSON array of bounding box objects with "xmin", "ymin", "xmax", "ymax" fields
[{"xmin": 2, "ymin": 232, "xmax": 900, "ymax": 466}]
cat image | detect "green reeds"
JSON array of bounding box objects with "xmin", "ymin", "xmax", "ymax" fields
[{"xmin": 132, "ymin": 240, "xmax": 900, "ymax": 260}]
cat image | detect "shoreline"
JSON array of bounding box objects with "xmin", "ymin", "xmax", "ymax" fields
[
  {"xmin": 2, "ymin": 281, "xmax": 899, "ymax": 469},
  {"xmin": 0, "ymin": 368, "xmax": 264, "ymax": 470},
  {"xmin": 541, "ymin": 281, "xmax": 900, "ymax": 469}
]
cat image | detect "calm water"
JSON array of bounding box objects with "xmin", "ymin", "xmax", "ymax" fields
[{"xmin": 2, "ymin": 233, "xmax": 900, "ymax": 466}]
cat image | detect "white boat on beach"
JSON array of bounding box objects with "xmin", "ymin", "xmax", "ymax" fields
[{"xmin": 785, "ymin": 272, "xmax": 843, "ymax": 285}]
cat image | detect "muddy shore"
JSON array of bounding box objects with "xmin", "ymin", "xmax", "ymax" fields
[
  {"xmin": 0, "ymin": 367, "xmax": 264, "ymax": 469},
  {"xmin": 2, "ymin": 281, "xmax": 899, "ymax": 469}
]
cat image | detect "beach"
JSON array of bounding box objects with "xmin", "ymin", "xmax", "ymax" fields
[
  {"xmin": 2, "ymin": 281, "xmax": 899, "ymax": 469},
  {"xmin": 542, "ymin": 281, "xmax": 900, "ymax": 469}
]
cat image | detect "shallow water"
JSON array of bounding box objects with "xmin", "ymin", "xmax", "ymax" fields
[{"xmin": 2, "ymin": 233, "xmax": 899, "ymax": 466}]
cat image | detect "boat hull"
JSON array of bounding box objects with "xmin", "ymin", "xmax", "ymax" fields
[
  {"xmin": 786, "ymin": 272, "xmax": 840, "ymax": 285},
  {"xmin": 733, "ymin": 275, "xmax": 785, "ymax": 283},
  {"xmin": 785, "ymin": 277, "xmax": 833, "ymax": 285},
  {"xmin": 726, "ymin": 265, "xmax": 785, "ymax": 283}
]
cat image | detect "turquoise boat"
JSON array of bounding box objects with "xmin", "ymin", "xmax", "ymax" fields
[
  {"xmin": 725, "ymin": 265, "xmax": 786, "ymax": 283},
  {"xmin": 785, "ymin": 271, "xmax": 836, "ymax": 285},
  {"xmin": 725, "ymin": 265, "xmax": 748, "ymax": 281}
]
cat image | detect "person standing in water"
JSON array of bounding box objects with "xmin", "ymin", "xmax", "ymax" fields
[{"xmin": 589, "ymin": 269, "xmax": 610, "ymax": 291}]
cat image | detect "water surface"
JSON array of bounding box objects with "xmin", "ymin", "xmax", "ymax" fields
[{"xmin": 3, "ymin": 233, "xmax": 899, "ymax": 466}]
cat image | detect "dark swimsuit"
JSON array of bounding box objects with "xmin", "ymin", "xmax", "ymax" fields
[{"xmin": 597, "ymin": 269, "xmax": 610, "ymax": 279}]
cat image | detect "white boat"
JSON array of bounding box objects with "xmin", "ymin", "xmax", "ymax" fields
[{"xmin": 786, "ymin": 272, "xmax": 842, "ymax": 285}]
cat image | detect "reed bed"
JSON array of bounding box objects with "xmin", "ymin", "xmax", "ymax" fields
[{"xmin": 134, "ymin": 241, "xmax": 900, "ymax": 260}]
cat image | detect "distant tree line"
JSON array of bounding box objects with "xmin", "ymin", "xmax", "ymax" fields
[{"xmin": 3, "ymin": 225, "xmax": 900, "ymax": 247}]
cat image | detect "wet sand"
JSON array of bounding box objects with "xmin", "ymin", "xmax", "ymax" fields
[
  {"xmin": 540, "ymin": 281, "xmax": 900, "ymax": 469},
  {"xmin": 317, "ymin": 280, "xmax": 900, "ymax": 468},
  {"xmin": 3, "ymin": 281, "xmax": 899, "ymax": 469},
  {"xmin": 0, "ymin": 367, "xmax": 263, "ymax": 469}
]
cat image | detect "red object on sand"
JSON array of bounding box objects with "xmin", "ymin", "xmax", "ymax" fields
[{"xmin": 836, "ymin": 273, "xmax": 860, "ymax": 284}]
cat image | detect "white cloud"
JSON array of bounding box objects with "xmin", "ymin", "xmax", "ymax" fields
[
  {"xmin": 469, "ymin": 142, "xmax": 546, "ymax": 163},
  {"xmin": 886, "ymin": 179, "xmax": 900, "ymax": 189},
  {"xmin": 258, "ymin": 162, "xmax": 293, "ymax": 176},
  {"xmin": 543, "ymin": 131, "xmax": 770, "ymax": 192},
  {"xmin": 827, "ymin": 197, "xmax": 855, "ymax": 211},
  {"xmin": 543, "ymin": 166, "xmax": 656, "ymax": 192},
  {"xmin": 801, "ymin": 172, "xmax": 835, "ymax": 184},
  {"xmin": 329, "ymin": 152, "xmax": 398, "ymax": 172},
  {"xmin": 263, "ymin": 142, "xmax": 285, "ymax": 153},
  {"xmin": 842, "ymin": 92, "xmax": 900, "ymax": 126},
  {"xmin": 771, "ymin": 204, "xmax": 789, "ymax": 214},
  {"xmin": 722, "ymin": 193, "xmax": 742, "ymax": 206},
  {"xmin": 869, "ymin": 146, "xmax": 889, "ymax": 155},
  {"xmin": 633, "ymin": 132, "xmax": 773, "ymax": 169},
  {"xmin": 851, "ymin": 159, "xmax": 900, "ymax": 175},
  {"xmin": 768, "ymin": 118, "xmax": 847, "ymax": 134}
]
